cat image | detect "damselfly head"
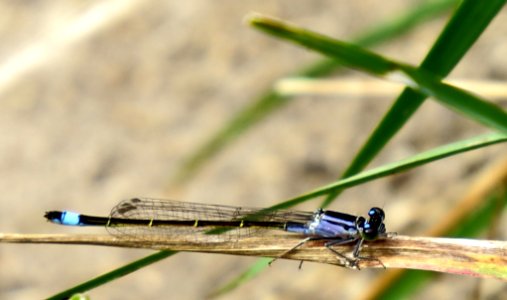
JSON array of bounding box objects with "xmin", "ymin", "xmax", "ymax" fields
[{"xmin": 357, "ymin": 207, "xmax": 387, "ymax": 240}]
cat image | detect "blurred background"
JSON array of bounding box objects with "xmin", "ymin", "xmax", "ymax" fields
[{"xmin": 1, "ymin": 1, "xmax": 506, "ymax": 299}]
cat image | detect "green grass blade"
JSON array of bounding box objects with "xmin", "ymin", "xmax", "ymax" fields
[
  {"xmin": 399, "ymin": 66, "xmax": 507, "ymax": 132},
  {"xmin": 173, "ymin": 0, "xmax": 458, "ymax": 182},
  {"xmin": 323, "ymin": 0, "xmax": 506, "ymax": 207},
  {"xmin": 267, "ymin": 132, "xmax": 507, "ymax": 210},
  {"xmin": 207, "ymin": 258, "xmax": 272, "ymax": 298},
  {"xmin": 46, "ymin": 251, "xmax": 176, "ymax": 300},
  {"xmin": 420, "ymin": 0, "xmax": 506, "ymax": 72},
  {"xmin": 376, "ymin": 270, "xmax": 436, "ymax": 300},
  {"xmin": 249, "ymin": 14, "xmax": 507, "ymax": 134},
  {"xmin": 338, "ymin": 88, "xmax": 425, "ymax": 181},
  {"xmin": 357, "ymin": 0, "xmax": 460, "ymax": 46},
  {"xmin": 249, "ymin": 14, "xmax": 395, "ymax": 75}
]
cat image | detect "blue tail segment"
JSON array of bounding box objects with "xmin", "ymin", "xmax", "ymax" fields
[{"xmin": 45, "ymin": 211, "xmax": 82, "ymax": 226}]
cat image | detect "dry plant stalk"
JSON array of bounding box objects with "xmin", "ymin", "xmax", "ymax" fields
[{"xmin": 1, "ymin": 233, "xmax": 505, "ymax": 280}]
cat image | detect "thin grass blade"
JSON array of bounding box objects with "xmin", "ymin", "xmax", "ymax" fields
[
  {"xmin": 268, "ymin": 132, "xmax": 507, "ymax": 210},
  {"xmin": 248, "ymin": 14, "xmax": 507, "ymax": 135},
  {"xmin": 207, "ymin": 258, "xmax": 272, "ymax": 298},
  {"xmin": 46, "ymin": 251, "xmax": 176, "ymax": 300},
  {"xmin": 326, "ymin": 0, "xmax": 506, "ymax": 206}
]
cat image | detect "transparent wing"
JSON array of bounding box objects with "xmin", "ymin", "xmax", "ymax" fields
[{"xmin": 106, "ymin": 197, "xmax": 314, "ymax": 243}]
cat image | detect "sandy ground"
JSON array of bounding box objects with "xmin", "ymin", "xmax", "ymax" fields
[{"xmin": 1, "ymin": 1, "xmax": 506, "ymax": 299}]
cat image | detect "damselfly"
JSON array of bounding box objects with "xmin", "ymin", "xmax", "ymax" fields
[{"xmin": 45, "ymin": 198, "xmax": 387, "ymax": 268}]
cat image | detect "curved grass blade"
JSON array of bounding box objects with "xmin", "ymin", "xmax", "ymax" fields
[
  {"xmin": 207, "ymin": 258, "xmax": 272, "ymax": 298},
  {"xmin": 172, "ymin": 0, "xmax": 458, "ymax": 183},
  {"xmin": 267, "ymin": 132, "xmax": 507, "ymax": 210},
  {"xmin": 248, "ymin": 14, "xmax": 507, "ymax": 135},
  {"xmin": 325, "ymin": 0, "xmax": 506, "ymax": 206},
  {"xmin": 46, "ymin": 251, "xmax": 176, "ymax": 300},
  {"xmin": 396, "ymin": 66, "xmax": 507, "ymax": 132}
]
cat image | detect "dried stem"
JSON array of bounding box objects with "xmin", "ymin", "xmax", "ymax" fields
[{"xmin": 1, "ymin": 233, "xmax": 505, "ymax": 279}]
